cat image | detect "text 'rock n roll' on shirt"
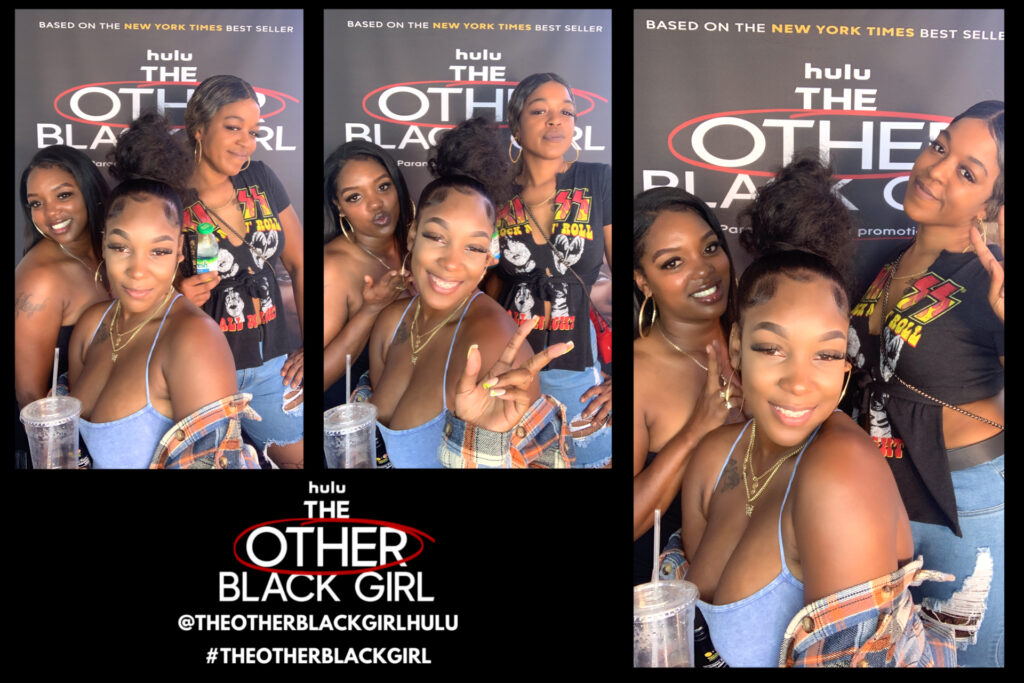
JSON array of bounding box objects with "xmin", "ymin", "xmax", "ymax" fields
[
  {"xmin": 846, "ymin": 243, "xmax": 1003, "ymax": 536},
  {"xmin": 493, "ymin": 161, "xmax": 610, "ymax": 371},
  {"xmin": 182, "ymin": 161, "xmax": 295, "ymax": 370}
]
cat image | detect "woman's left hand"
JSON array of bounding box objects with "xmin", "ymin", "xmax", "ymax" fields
[
  {"xmin": 281, "ymin": 347, "xmax": 304, "ymax": 388},
  {"xmin": 454, "ymin": 317, "xmax": 572, "ymax": 434},
  {"xmin": 577, "ymin": 374, "xmax": 612, "ymax": 430},
  {"xmin": 970, "ymin": 206, "xmax": 1004, "ymax": 322}
]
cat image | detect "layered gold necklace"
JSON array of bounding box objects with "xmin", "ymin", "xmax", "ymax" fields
[
  {"xmin": 108, "ymin": 287, "xmax": 175, "ymax": 362},
  {"xmin": 409, "ymin": 295, "xmax": 473, "ymax": 365},
  {"xmin": 741, "ymin": 420, "xmax": 809, "ymax": 517}
]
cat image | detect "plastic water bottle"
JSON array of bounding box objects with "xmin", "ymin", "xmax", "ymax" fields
[{"xmin": 195, "ymin": 222, "xmax": 219, "ymax": 274}]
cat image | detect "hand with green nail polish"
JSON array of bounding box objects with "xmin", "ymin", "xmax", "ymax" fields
[{"xmin": 454, "ymin": 315, "xmax": 572, "ymax": 433}]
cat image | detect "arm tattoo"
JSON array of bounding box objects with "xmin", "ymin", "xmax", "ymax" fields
[
  {"xmin": 719, "ymin": 458, "xmax": 741, "ymax": 491},
  {"xmin": 15, "ymin": 293, "xmax": 47, "ymax": 319},
  {"xmin": 391, "ymin": 320, "xmax": 409, "ymax": 346}
]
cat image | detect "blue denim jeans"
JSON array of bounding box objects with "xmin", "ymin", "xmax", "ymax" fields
[
  {"xmin": 910, "ymin": 454, "xmax": 1003, "ymax": 667},
  {"xmin": 236, "ymin": 352, "xmax": 304, "ymax": 452},
  {"xmin": 537, "ymin": 325, "xmax": 611, "ymax": 468}
]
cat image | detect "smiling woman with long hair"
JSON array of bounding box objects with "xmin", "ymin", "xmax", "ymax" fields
[
  {"xmin": 15, "ymin": 146, "xmax": 111, "ymax": 465},
  {"xmin": 632, "ymin": 188, "xmax": 743, "ymax": 585},
  {"xmin": 845, "ymin": 101, "xmax": 1004, "ymax": 666}
]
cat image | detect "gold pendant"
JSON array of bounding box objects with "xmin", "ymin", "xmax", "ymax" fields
[
  {"xmin": 411, "ymin": 354, "xmax": 417, "ymax": 365},
  {"xmin": 745, "ymin": 503, "xmax": 753, "ymax": 517},
  {"xmin": 111, "ymin": 352, "xmax": 118, "ymax": 362}
]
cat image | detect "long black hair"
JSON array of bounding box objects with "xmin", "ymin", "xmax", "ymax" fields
[
  {"xmin": 633, "ymin": 186, "xmax": 738, "ymax": 339},
  {"xmin": 20, "ymin": 145, "xmax": 110, "ymax": 257},
  {"xmin": 323, "ymin": 142, "xmax": 414, "ymax": 260}
]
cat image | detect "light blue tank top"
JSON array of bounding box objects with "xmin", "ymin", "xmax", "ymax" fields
[
  {"xmin": 696, "ymin": 419, "xmax": 823, "ymax": 668},
  {"xmin": 377, "ymin": 292, "xmax": 481, "ymax": 468},
  {"xmin": 78, "ymin": 295, "xmax": 181, "ymax": 469}
]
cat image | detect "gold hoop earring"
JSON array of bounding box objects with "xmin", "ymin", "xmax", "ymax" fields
[
  {"xmin": 838, "ymin": 369, "xmax": 852, "ymax": 404},
  {"xmin": 638, "ymin": 294, "xmax": 657, "ymax": 338},
  {"xmin": 568, "ymin": 142, "xmax": 580, "ymax": 164},
  {"xmin": 241, "ymin": 156, "xmax": 251, "ymax": 172},
  {"xmin": 508, "ymin": 137, "xmax": 521, "ymax": 164},
  {"xmin": 194, "ymin": 139, "xmax": 203, "ymax": 170},
  {"xmin": 32, "ymin": 222, "xmax": 47, "ymax": 240},
  {"xmin": 94, "ymin": 259, "xmax": 105, "ymax": 285},
  {"xmin": 340, "ymin": 216, "xmax": 354, "ymax": 242}
]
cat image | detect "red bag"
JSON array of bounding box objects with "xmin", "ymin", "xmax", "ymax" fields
[{"xmin": 590, "ymin": 308, "xmax": 612, "ymax": 364}]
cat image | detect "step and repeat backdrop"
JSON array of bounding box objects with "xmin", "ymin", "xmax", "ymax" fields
[
  {"xmin": 633, "ymin": 9, "xmax": 1003, "ymax": 288},
  {"xmin": 324, "ymin": 9, "xmax": 612, "ymax": 213}
]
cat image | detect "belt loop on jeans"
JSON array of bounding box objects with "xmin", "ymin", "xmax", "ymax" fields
[{"xmin": 946, "ymin": 432, "xmax": 1003, "ymax": 471}]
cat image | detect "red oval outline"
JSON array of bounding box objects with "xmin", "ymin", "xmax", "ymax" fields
[
  {"xmin": 233, "ymin": 518, "xmax": 434, "ymax": 576},
  {"xmin": 668, "ymin": 109, "xmax": 952, "ymax": 179},
  {"xmin": 53, "ymin": 81, "xmax": 298, "ymax": 129},
  {"xmin": 360, "ymin": 80, "xmax": 606, "ymax": 129}
]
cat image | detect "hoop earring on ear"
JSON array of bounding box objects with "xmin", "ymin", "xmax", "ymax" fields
[
  {"xmin": 568, "ymin": 142, "xmax": 580, "ymax": 164},
  {"xmin": 241, "ymin": 156, "xmax": 251, "ymax": 172},
  {"xmin": 838, "ymin": 369, "xmax": 852, "ymax": 404},
  {"xmin": 94, "ymin": 259, "xmax": 105, "ymax": 285},
  {"xmin": 32, "ymin": 222, "xmax": 47, "ymax": 240},
  {"xmin": 508, "ymin": 137, "xmax": 522, "ymax": 164},
  {"xmin": 638, "ymin": 294, "xmax": 657, "ymax": 338},
  {"xmin": 340, "ymin": 216, "xmax": 354, "ymax": 242}
]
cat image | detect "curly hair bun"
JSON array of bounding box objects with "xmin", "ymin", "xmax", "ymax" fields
[
  {"xmin": 429, "ymin": 116, "xmax": 515, "ymax": 205},
  {"xmin": 738, "ymin": 150, "xmax": 854, "ymax": 265},
  {"xmin": 107, "ymin": 111, "xmax": 192, "ymax": 192}
]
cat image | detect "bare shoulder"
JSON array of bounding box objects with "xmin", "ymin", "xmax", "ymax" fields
[
  {"xmin": 684, "ymin": 421, "xmax": 748, "ymax": 494},
  {"xmin": 453, "ymin": 293, "xmax": 518, "ymax": 366},
  {"xmin": 793, "ymin": 412, "xmax": 898, "ymax": 505},
  {"xmin": 160, "ymin": 298, "xmax": 230, "ymax": 355},
  {"xmin": 324, "ymin": 238, "xmax": 368, "ymax": 292},
  {"xmin": 15, "ymin": 244, "xmax": 67, "ymax": 296}
]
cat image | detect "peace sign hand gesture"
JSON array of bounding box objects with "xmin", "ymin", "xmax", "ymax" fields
[
  {"xmin": 454, "ymin": 316, "xmax": 573, "ymax": 434},
  {"xmin": 970, "ymin": 206, "xmax": 1004, "ymax": 322}
]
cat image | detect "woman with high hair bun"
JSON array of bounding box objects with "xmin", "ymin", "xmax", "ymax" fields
[
  {"xmin": 15, "ymin": 146, "xmax": 111, "ymax": 466},
  {"xmin": 65, "ymin": 112, "xmax": 255, "ymax": 469},
  {"xmin": 670, "ymin": 152, "xmax": 953, "ymax": 667},
  {"xmin": 486, "ymin": 72, "xmax": 612, "ymax": 468},
  {"xmin": 632, "ymin": 187, "xmax": 743, "ymax": 585},
  {"xmin": 175, "ymin": 74, "xmax": 305, "ymax": 469},
  {"xmin": 846, "ymin": 101, "xmax": 1004, "ymax": 666},
  {"xmin": 357, "ymin": 117, "xmax": 574, "ymax": 469},
  {"xmin": 322, "ymin": 142, "xmax": 414, "ymax": 413}
]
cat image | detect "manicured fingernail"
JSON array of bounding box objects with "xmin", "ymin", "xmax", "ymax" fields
[
  {"xmin": 489, "ymin": 389, "xmax": 506, "ymax": 397},
  {"xmin": 482, "ymin": 377, "xmax": 496, "ymax": 389},
  {"xmin": 467, "ymin": 343, "xmax": 478, "ymax": 360},
  {"xmin": 561, "ymin": 341, "xmax": 575, "ymax": 355}
]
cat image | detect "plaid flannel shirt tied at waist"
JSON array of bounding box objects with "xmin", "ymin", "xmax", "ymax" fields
[
  {"xmin": 438, "ymin": 394, "xmax": 574, "ymax": 468},
  {"xmin": 149, "ymin": 393, "xmax": 262, "ymax": 469},
  {"xmin": 656, "ymin": 531, "xmax": 958, "ymax": 667}
]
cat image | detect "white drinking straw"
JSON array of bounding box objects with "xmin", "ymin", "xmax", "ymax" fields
[
  {"xmin": 653, "ymin": 508, "xmax": 661, "ymax": 583},
  {"xmin": 52, "ymin": 348, "xmax": 59, "ymax": 397},
  {"xmin": 345, "ymin": 353, "xmax": 352, "ymax": 403}
]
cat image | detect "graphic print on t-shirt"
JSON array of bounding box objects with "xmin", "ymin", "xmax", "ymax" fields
[{"xmin": 850, "ymin": 262, "xmax": 968, "ymax": 460}]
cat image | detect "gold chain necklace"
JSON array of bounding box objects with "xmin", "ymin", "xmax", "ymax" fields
[
  {"xmin": 108, "ymin": 287, "xmax": 175, "ymax": 362},
  {"xmin": 656, "ymin": 321, "xmax": 709, "ymax": 371},
  {"xmin": 409, "ymin": 294, "xmax": 472, "ymax": 365},
  {"xmin": 357, "ymin": 242, "xmax": 395, "ymax": 272},
  {"xmin": 741, "ymin": 420, "xmax": 808, "ymax": 517}
]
